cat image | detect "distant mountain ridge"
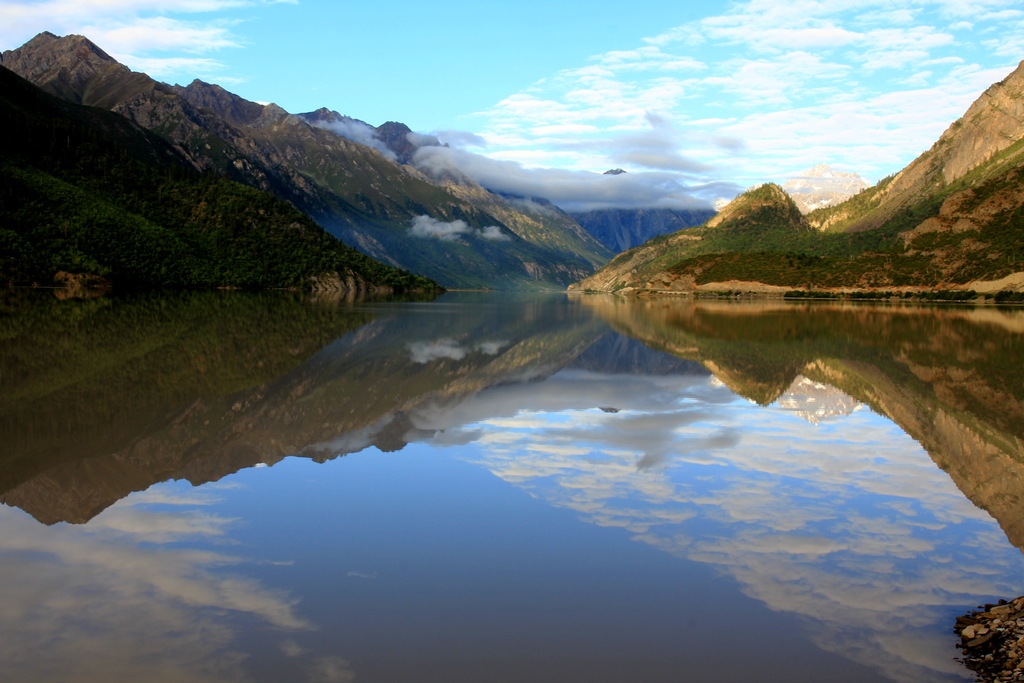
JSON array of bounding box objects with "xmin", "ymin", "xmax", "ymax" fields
[
  {"xmin": 570, "ymin": 207, "xmax": 720, "ymax": 253},
  {"xmin": 560, "ymin": 170, "xmax": 716, "ymax": 253},
  {"xmin": 1, "ymin": 32, "xmax": 612, "ymax": 289}
]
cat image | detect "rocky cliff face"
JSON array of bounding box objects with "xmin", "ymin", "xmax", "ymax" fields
[
  {"xmin": 922, "ymin": 63, "xmax": 1024, "ymax": 187},
  {"xmin": 782, "ymin": 163, "xmax": 869, "ymax": 214}
]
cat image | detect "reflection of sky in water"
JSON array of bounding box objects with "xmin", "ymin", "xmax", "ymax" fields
[
  {"xmin": 407, "ymin": 369, "xmax": 1024, "ymax": 683},
  {"xmin": 0, "ymin": 485, "xmax": 315, "ymax": 683},
  {"xmin": 3, "ymin": 364, "xmax": 1023, "ymax": 681}
]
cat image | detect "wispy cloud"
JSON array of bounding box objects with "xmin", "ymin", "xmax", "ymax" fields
[
  {"xmin": 312, "ymin": 117, "xmax": 398, "ymax": 160},
  {"xmin": 0, "ymin": 490, "xmax": 310, "ymax": 682},
  {"xmin": 468, "ymin": 0, "xmax": 1022, "ymax": 195}
]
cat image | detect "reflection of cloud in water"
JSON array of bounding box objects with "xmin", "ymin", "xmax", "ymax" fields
[
  {"xmin": 0, "ymin": 495, "xmax": 310, "ymax": 683},
  {"xmin": 408, "ymin": 338, "xmax": 509, "ymax": 364},
  {"xmin": 308, "ymin": 656, "xmax": 356, "ymax": 683},
  {"xmin": 409, "ymin": 369, "xmax": 1024, "ymax": 682}
]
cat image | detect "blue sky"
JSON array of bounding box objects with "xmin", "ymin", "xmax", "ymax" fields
[{"xmin": 2, "ymin": 0, "xmax": 1023, "ymax": 205}]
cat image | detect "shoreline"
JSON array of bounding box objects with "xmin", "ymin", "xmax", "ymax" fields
[{"xmin": 956, "ymin": 597, "xmax": 1024, "ymax": 681}]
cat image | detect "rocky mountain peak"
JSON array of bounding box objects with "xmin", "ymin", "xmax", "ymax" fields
[
  {"xmin": 707, "ymin": 183, "xmax": 803, "ymax": 229},
  {"xmin": 174, "ymin": 78, "xmax": 265, "ymax": 127},
  {"xmin": 805, "ymin": 163, "xmax": 855, "ymax": 179},
  {"xmin": 604, "ymin": 168, "xmax": 627, "ymax": 175},
  {"xmin": 783, "ymin": 163, "xmax": 869, "ymax": 214},
  {"xmin": 375, "ymin": 121, "xmax": 442, "ymax": 164},
  {"xmin": 300, "ymin": 107, "xmax": 346, "ymax": 125},
  {"xmin": 0, "ymin": 31, "xmax": 151, "ymax": 109},
  {"xmin": 1, "ymin": 31, "xmax": 129, "ymax": 106}
]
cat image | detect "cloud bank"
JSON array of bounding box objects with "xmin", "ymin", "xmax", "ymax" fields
[{"xmin": 413, "ymin": 145, "xmax": 728, "ymax": 213}]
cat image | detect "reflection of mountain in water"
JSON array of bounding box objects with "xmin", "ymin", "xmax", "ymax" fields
[
  {"xmin": 580, "ymin": 297, "xmax": 1024, "ymax": 551},
  {"xmin": 776, "ymin": 376, "xmax": 862, "ymax": 424},
  {"xmin": 0, "ymin": 292, "xmax": 608, "ymax": 524},
  {"xmin": 7, "ymin": 290, "xmax": 1024, "ymax": 682},
  {"xmin": 7, "ymin": 289, "xmax": 1024, "ymax": 563},
  {"xmin": 0, "ymin": 289, "xmax": 370, "ymax": 523},
  {"xmin": 568, "ymin": 331, "xmax": 709, "ymax": 377}
]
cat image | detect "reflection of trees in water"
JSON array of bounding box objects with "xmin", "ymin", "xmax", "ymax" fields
[
  {"xmin": 0, "ymin": 293, "xmax": 604, "ymax": 524},
  {"xmin": 0, "ymin": 289, "xmax": 369, "ymax": 522}
]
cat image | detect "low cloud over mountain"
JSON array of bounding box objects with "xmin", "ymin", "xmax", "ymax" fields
[
  {"xmin": 412, "ymin": 144, "xmax": 733, "ymax": 213},
  {"xmin": 408, "ymin": 216, "xmax": 510, "ymax": 242}
]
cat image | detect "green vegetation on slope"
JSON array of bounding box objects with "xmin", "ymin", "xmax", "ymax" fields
[
  {"xmin": 580, "ymin": 163, "xmax": 1024, "ymax": 292},
  {"xmin": 0, "ymin": 288, "xmax": 372, "ymax": 493},
  {"xmin": 0, "ymin": 66, "xmax": 438, "ymax": 291}
]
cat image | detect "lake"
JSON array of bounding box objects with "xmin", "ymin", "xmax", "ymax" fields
[{"xmin": 2, "ymin": 289, "xmax": 1023, "ymax": 682}]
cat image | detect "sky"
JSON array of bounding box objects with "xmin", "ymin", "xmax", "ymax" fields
[{"xmin": 2, "ymin": 0, "xmax": 1023, "ymax": 206}]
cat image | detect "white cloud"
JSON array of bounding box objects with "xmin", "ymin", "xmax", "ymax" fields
[
  {"xmin": 467, "ymin": 0, "xmax": 1021, "ymax": 194},
  {"xmin": 408, "ymin": 338, "xmax": 468, "ymax": 363},
  {"xmin": 479, "ymin": 225, "xmax": 511, "ymax": 241},
  {"xmin": 83, "ymin": 15, "xmax": 240, "ymax": 54},
  {"xmin": 412, "ymin": 145, "xmax": 726, "ymax": 212},
  {"xmin": 391, "ymin": 364, "xmax": 1022, "ymax": 682},
  {"xmin": 408, "ymin": 215, "xmax": 472, "ymax": 241},
  {"xmin": 407, "ymin": 215, "xmax": 511, "ymax": 242},
  {"xmin": 408, "ymin": 338, "xmax": 511, "ymax": 364},
  {"xmin": 434, "ymin": 129, "xmax": 488, "ymax": 148},
  {"xmin": 312, "ymin": 118, "xmax": 398, "ymax": 160},
  {"xmin": 0, "ymin": 497, "xmax": 311, "ymax": 682}
]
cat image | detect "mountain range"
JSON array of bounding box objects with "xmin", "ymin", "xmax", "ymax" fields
[
  {"xmin": 2, "ymin": 32, "xmax": 639, "ymax": 290},
  {"xmin": 4, "ymin": 30, "xmax": 1019, "ymax": 295},
  {"xmin": 575, "ymin": 60, "xmax": 1024, "ymax": 296},
  {"xmin": 0, "ymin": 59, "xmax": 437, "ymax": 292}
]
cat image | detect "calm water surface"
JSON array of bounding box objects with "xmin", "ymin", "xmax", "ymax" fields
[{"xmin": 2, "ymin": 290, "xmax": 1024, "ymax": 682}]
